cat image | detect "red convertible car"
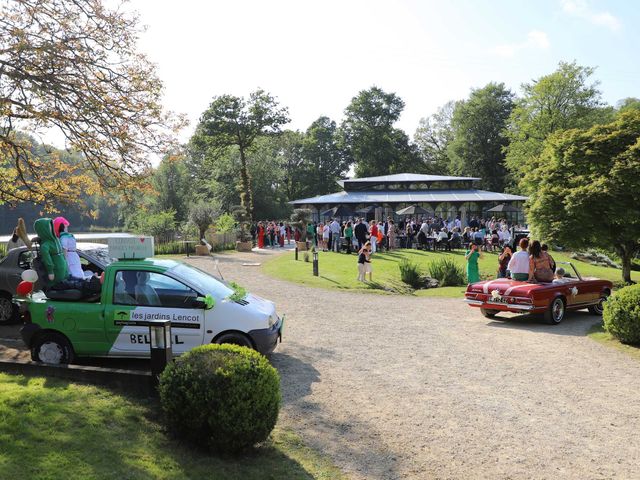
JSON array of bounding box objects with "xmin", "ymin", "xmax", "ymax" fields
[{"xmin": 464, "ymin": 262, "xmax": 612, "ymax": 324}]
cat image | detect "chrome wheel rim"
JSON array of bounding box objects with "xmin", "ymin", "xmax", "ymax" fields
[
  {"xmin": 553, "ymin": 299, "xmax": 564, "ymax": 322},
  {"xmin": 594, "ymin": 297, "xmax": 606, "ymax": 314},
  {"xmin": 39, "ymin": 342, "xmax": 63, "ymax": 364},
  {"xmin": 0, "ymin": 297, "xmax": 12, "ymax": 322}
]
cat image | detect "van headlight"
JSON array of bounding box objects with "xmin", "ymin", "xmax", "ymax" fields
[{"xmin": 268, "ymin": 314, "xmax": 277, "ymax": 328}]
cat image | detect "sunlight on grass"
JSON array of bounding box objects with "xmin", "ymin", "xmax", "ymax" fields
[
  {"xmin": 0, "ymin": 374, "xmax": 345, "ymax": 480},
  {"xmin": 263, "ymin": 249, "xmax": 639, "ymax": 298}
]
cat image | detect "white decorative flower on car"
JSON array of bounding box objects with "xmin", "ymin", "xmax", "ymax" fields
[
  {"xmin": 491, "ymin": 289, "xmax": 501, "ymax": 300},
  {"xmin": 570, "ymin": 286, "xmax": 578, "ymax": 297}
]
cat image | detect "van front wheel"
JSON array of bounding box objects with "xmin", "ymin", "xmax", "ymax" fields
[{"xmin": 214, "ymin": 332, "xmax": 254, "ymax": 350}]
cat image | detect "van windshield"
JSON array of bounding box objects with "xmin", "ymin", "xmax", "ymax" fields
[{"xmin": 168, "ymin": 263, "xmax": 233, "ymax": 299}]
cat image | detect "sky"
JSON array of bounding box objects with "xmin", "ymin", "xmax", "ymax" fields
[{"xmin": 127, "ymin": 0, "xmax": 640, "ymax": 142}]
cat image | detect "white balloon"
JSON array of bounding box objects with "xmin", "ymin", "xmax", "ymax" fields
[{"xmin": 21, "ymin": 269, "xmax": 38, "ymax": 283}]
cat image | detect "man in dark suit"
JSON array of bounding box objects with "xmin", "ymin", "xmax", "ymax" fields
[{"xmin": 354, "ymin": 218, "xmax": 368, "ymax": 249}]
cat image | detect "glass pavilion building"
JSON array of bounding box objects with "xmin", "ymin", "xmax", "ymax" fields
[{"xmin": 290, "ymin": 173, "xmax": 527, "ymax": 225}]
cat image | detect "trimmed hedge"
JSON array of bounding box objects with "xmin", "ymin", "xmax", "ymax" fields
[
  {"xmin": 158, "ymin": 344, "xmax": 281, "ymax": 453},
  {"xmin": 603, "ymin": 284, "xmax": 640, "ymax": 345}
]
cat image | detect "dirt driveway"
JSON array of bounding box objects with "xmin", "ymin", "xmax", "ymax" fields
[
  {"xmin": 1, "ymin": 249, "xmax": 637, "ymax": 479},
  {"xmin": 187, "ymin": 250, "xmax": 640, "ymax": 480}
]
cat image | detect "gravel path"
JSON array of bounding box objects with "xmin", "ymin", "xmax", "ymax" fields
[{"xmin": 187, "ymin": 250, "xmax": 640, "ymax": 480}]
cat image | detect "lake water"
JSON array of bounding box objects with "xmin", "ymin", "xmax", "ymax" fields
[{"xmin": 0, "ymin": 232, "xmax": 134, "ymax": 243}]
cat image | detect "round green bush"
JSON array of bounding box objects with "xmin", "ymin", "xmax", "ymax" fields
[
  {"xmin": 603, "ymin": 284, "xmax": 640, "ymax": 345},
  {"xmin": 158, "ymin": 344, "xmax": 281, "ymax": 453}
]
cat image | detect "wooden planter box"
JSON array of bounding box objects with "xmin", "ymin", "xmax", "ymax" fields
[
  {"xmin": 194, "ymin": 245, "xmax": 210, "ymax": 256},
  {"xmin": 296, "ymin": 241, "xmax": 308, "ymax": 251},
  {"xmin": 236, "ymin": 241, "xmax": 253, "ymax": 252}
]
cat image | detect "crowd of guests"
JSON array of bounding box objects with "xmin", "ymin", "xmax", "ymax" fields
[
  {"xmin": 250, "ymin": 215, "xmax": 523, "ymax": 253},
  {"xmin": 252, "ymin": 221, "xmax": 293, "ymax": 249},
  {"xmin": 465, "ymin": 237, "xmax": 558, "ymax": 284}
]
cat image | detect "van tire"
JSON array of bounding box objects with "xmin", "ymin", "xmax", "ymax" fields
[
  {"xmin": 31, "ymin": 332, "xmax": 75, "ymax": 365},
  {"xmin": 214, "ymin": 332, "xmax": 254, "ymax": 349}
]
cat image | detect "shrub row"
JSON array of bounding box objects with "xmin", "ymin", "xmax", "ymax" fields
[{"xmin": 398, "ymin": 257, "xmax": 467, "ymax": 289}]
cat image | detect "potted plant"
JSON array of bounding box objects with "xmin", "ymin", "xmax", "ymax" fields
[
  {"xmin": 232, "ymin": 205, "xmax": 253, "ymax": 252},
  {"xmin": 291, "ymin": 208, "xmax": 312, "ymax": 251},
  {"xmin": 188, "ymin": 201, "xmax": 219, "ymax": 256}
]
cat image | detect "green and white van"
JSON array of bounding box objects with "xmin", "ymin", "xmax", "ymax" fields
[{"xmin": 18, "ymin": 257, "xmax": 283, "ymax": 364}]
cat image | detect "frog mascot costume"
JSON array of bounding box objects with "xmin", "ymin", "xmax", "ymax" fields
[{"xmin": 34, "ymin": 218, "xmax": 69, "ymax": 287}]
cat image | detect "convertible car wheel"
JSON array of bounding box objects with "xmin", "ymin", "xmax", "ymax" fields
[
  {"xmin": 544, "ymin": 297, "xmax": 565, "ymax": 325},
  {"xmin": 480, "ymin": 308, "xmax": 499, "ymax": 319},
  {"xmin": 588, "ymin": 293, "xmax": 609, "ymax": 316}
]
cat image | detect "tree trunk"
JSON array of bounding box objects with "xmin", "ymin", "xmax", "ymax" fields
[
  {"xmin": 617, "ymin": 244, "xmax": 635, "ymax": 284},
  {"xmin": 621, "ymin": 252, "xmax": 632, "ymax": 284},
  {"xmin": 238, "ymin": 148, "xmax": 254, "ymax": 220}
]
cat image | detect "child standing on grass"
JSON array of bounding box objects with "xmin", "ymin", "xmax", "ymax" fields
[
  {"xmin": 357, "ymin": 241, "xmax": 372, "ymax": 282},
  {"xmin": 365, "ymin": 244, "xmax": 372, "ymax": 281}
]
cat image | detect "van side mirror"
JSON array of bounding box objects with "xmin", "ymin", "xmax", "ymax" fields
[
  {"xmin": 193, "ymin": 294, "xmax": 215, "ymax": 310},
  {"xmin": 191, "ymin": 298, "xmax": 206, "ymax": 309}
]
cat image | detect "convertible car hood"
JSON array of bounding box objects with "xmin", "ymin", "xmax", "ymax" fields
[{"xmin": 468, "ymin": 279, "xmax": 546, "ymax": 297}]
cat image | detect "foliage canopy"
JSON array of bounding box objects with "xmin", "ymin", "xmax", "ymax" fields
[
  {"xmin": 0, "ymin": 0, "xmax": 183, "ymax": 208},
  {"xmin": 526, "ymin": 110, "xmax": 640, "ymax": 282}
]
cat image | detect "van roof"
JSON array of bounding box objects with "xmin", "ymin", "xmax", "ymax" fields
[{"xmin": 109, "ymin": 258, "xmax": 180, "ymax": 270}]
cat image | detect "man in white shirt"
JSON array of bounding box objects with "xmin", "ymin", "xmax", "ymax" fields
[
  {"xmin": 507, "ymin": 238, "xmax": 530, "ymax": 281},
  {"xmin": 437, "ymin": 228, "xmax": 450, "ymax": 251},
  {"xmin": 498, "ymin": 227, "xmax": 511, "ymax": 245}
]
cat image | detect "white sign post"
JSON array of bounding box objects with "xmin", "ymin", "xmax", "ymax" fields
[{"xmin": 108, "ymin": 236, "xmax": 155, "ymax": 259}]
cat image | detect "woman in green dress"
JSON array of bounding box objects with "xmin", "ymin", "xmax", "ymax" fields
[
  {"xmin": 465, "ymin": 243, "xmax": 481, "ymax": 284},
  {"xmin": 344, "ymin": 221, "xmax": 353, "ymax": 254}
]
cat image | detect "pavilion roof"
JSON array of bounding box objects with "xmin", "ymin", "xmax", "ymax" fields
[
  {"xmin": 337, "ymin": 173, "xmax": 480, "ymax": 188},
  {"xmin": 290, "ymin": 189, "xmax": 527, "ymax": 205}
]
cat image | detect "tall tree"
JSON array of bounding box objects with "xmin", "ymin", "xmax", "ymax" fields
[
  {"xmin": 300, "ymin": 116, "xmax": 349, "ymax": 196},
  {"xmin": 340, "ymin": 86, "xmax": 420, "ymax": 177},
  {"xmin": 526, "ymin": 110, "xmax": 640, "ymax": 283},
  {"xmin": 0, "ymin": 0, "xmax": 183, "ymax": 208},
  {"xmin": 505, "ymin": 61, "xmax": 611, "ymax": 193},
  {"xmin": 191, "ymin": 90, "xmax": 289, "ymax": 219},
  {"xmin": 617, "ymin": 98, "xmax": 640, "ymax": 114},
  {"xmin": 151, "ymin": 151, "xmax": 192, "ymax": 222},
  {"xmin": 414, "ymin": 101, "xmax": 457, "ymax": 175},
  {"xmin": 448, "ymin": 83, "xmax": 514, "ymax": 191}
]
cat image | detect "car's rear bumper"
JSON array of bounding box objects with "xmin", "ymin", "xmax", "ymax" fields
[
  {"xmin": 464, "ymin": 299, "xmax": 535, "ymax": 311},
  {"xmin": 248, "ymin": 316, "xmax": 284, "ymax": 355}
]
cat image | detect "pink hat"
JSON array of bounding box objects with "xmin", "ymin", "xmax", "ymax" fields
[{"xmin": 53, "ymin": 217, "xmax": 70, "ymax": 238}]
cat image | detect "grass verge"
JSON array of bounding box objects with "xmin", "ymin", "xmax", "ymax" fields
[
  {"xmin": 587, "ymin": 324, "xmax": 640, "ymax": 361},
  {"xmin": 0, "ymin": 373, "xmax": 345, "ymax": 480},
  {"xmin": 262, "ymin": 249, "xmax": 640, "ymax": 298}
]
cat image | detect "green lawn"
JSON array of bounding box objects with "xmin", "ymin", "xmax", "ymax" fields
[
  {"xmin": 263, "ymin": 249, "xmax": 640, "ymax": 298},
  {"xmin": 0, "ymin": 374, "xmax": 345, "ymax": 480},
  {"xmin": 587, "ymin": 324, "xmax": 640, "ymax": 361}
]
